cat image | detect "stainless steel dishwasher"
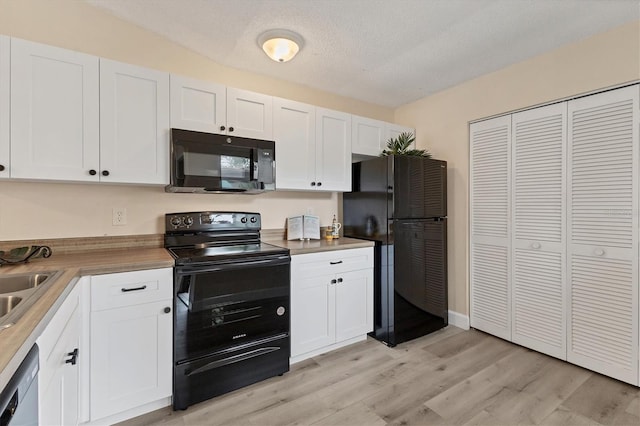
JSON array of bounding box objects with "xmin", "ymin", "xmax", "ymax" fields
[{"xmin": 0, "ymin": 344, "xmax": 38, "ymax": 426}]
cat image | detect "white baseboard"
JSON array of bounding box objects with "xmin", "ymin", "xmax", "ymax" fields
[
  {"xmin": 85, "ymin": 397, "xmax": 171, "ymax": 425},
  {"xmin": 290, "ymin": 334, "xmax": 367, "ymax": 364},
  {"xmin": 448, "ymin": 310, "xmax": 470, "ymax": 330}
]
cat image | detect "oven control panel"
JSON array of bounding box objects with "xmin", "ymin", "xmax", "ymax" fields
[{"xmin": 165, "ymin": 211, "xmax": 261, "ymax": 231}]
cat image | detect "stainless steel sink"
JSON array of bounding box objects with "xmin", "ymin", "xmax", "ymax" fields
[
  {"xmin": 0, "ymin": 296, "xmax": 22, "ymax": 317},
  {"xmin": 0, "ymin": 274, "xmax": 49, "ymax": 294},
  {"xmin": 0, "ymin": 271, "xmax": 62, "ymax": 329}
]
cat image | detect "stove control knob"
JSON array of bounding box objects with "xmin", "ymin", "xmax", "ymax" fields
[
  {"xmin": 170, "ymin": 217, "xmax": 182, "ymax": 227},
  {"xmin": 183, "ymin": 217, "xmax": 194, "ymax": 226},
  {"xmin": 250, "ymin": 216, "xmax": 257, "ymax": 223},
  {"xmin": 241, "ymin": 217, "xmax": 248, "ymax": 224}
]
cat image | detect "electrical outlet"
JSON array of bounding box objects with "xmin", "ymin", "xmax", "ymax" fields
[{"xmin": 112, "ymin": 207, "xmax": 127, "ymax": 226}]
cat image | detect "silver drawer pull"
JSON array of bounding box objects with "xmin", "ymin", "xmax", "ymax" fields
[{"xmin": 121, "ymin": 285, "xmax": 147, "ymax": 293}]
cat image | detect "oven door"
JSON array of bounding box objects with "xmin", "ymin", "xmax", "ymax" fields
[{"xmin": 174, "ymin": 255, "xmax": 290, "ymax": 362}]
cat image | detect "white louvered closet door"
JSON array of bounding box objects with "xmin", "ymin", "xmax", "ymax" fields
[
  {"xmin": 512, "ymin": 103, "xmax": 567, "ymax": 359},
  {"xmin": 567, "ymin": 85, "xmax": 639, "ymax": 385},
  {"xmin": 470, "ymin": 115, "xmax": 512, "ymax": 340}
]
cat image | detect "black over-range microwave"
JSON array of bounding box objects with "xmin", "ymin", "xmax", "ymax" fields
[{"xmin": 166, "ymin": 128, "xmax": 276, "ymax": 194}]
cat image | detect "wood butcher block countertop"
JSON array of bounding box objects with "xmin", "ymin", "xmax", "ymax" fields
[{"xmin": 0, "ymin": 245, "xmax": 174, "ymax": 390}]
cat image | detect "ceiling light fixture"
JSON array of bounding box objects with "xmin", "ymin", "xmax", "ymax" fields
[{"xmin": 258, "ymin": 29, "xmax": 304, "ymax": 63}]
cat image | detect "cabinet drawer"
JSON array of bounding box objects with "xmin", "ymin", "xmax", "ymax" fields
[
  {"xmin": 292, "ymin": 247, "xmax": 373, "ymax": 278},
  {"xmin": 91, "ymin": 268, "xmax": 172, "ymax": 311}
]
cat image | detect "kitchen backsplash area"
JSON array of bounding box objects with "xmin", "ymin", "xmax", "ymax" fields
[{"xmin": 0, "ymin": 180, "xmax": 338, "ymax": 241}]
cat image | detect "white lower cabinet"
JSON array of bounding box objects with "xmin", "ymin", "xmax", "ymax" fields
[
  {"xmin": 38, "ymin": 280, "xmax": 82, "ymax": 426},
  {"xmin": 88, "ymin": 268, "xmax": 173, "ymax": 422},
  {"xmin": 291, "ymin": 248, "xmax": 373, "ymax": 362},
  {"xmin": 0, "ymin": 35, "xmax": 9, "ymax": 179}
]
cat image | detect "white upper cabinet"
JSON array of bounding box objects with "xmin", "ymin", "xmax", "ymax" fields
[
  {"xmin": 351, "ymin": 115, "xmax": 385, "ymax": 156},
  {"xmin": 386, "ymin": 123, "xmax": 414, "ymax": 145},
  {"xmin": 170, "ymin": 78, "xmax": 272, "ymax": 140},
  {"xmin": 273, "ymin": 97, "xmax": 316, "ymax": 190},
  {"xmin": 351, "ymin": 116, "xmax": 415, "ymax": 157},
  {"xmin": 9, "ymin": 39, "xmax": 168, "ymax": 185},
  {"xmin": 567, "ymin": 85, "xmax": 639, "ymax": 385},
  {"xmin": 274, "ymin": 102, "xmax": 351, "ymax": 192},
  {"xmin": 0, "ymin": 35, "xmax": 9, "ymax": 179},
  {"xmin": 100, "ymin": 59, "xmax": 169, "ymax": 185},
  {"xmin": 170, "ymin": 74, "xmax": 226, "ymax": 134},
  {"xmin": 511, "ymin": 103, "xmax": 567, "ymax": 360},
  {"xmin": 226, "ymin": 87, "xmax": 273, "ymax": 140},
  {"xmin": 10, "ymin": 38, "xmax": 100, "ymax": 181},
  {"xmin": 469, "ymin": 115, "xmax": 512, "ymax": 341},
  {"xmin": 315, "ymin": 108, "xmax": 351, "ymax": 191}
]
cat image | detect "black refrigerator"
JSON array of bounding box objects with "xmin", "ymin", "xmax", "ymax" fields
[{"xmin": 343, "ymin": 156, "xmax": 448, "ymax": 346}]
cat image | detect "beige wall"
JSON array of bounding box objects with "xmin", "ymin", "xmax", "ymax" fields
[
  {"xmin": 0, "ymin": 0, "xmax": 392, "ymax": 241},
  {"xmin": 395, "ymin": 20, "xmax": 640, "ymax": 315}
]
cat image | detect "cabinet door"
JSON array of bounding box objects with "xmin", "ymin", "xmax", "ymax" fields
[
  {"xmin": 100, "ymin": 59, "xmax": 169, "ymax": 184},
  {"xmin": 0, "ymin": 35, "xmax": 8, "ymax": 178},
  {"xmin": 11, "ymin": 38, "xmax": 99, "ymax": 181},
  {"xmin": 469, "ymin": 115, "xmax": 512, "ymax": 340},
  {"xmin": 273, "ymin": 97, "xmax": 316, "ymax": 190},
  {"xmin": 511, "ymin": 103, "xmax": 567, "ymax": 360},
  {"xmin": 315, "ymin": 107, "xmax": 351, "ymax": 191},
  {"xmin": 335, "ymin": 269, "xmax": 373, "ymax": 342},
  {"xmin": 567, "ymin": 85, "xmax": 639, "ymax": 385},
  {"xmin": 291, "ymin": 274, "xmax": 336, "ymax": 357},
  {"xmin": 90, "ymin": 301, "xmax": 172, "ymax": 420},
  {"xmin": 38, "ymin": 284, "xmax": 81, "ymax": 426},
  {"xmin": 386, "ymin": 123, "xmax": 415, "ymax": 147},
  {"xmin": 226, "ymin": 87, "xmax": 273, "ymax": 140},
  {"xmin": 170, "ymin": 74, "xmax": 226, "ymax": 134},
  {"xmin": 351, "ymin": 115, "xmax": 385, "ymax": 156},
  {"xmin": 40, "ymin": 307, "xmax": 80, "ymax": 426}
]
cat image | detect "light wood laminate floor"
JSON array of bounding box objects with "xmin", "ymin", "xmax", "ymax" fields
[{"xmin": 119, "ymin": 327, "xmax": 640, "ymax": 426}]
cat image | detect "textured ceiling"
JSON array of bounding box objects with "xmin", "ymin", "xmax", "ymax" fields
[{"xmin": 86, "ymin": 0, "xmax": 640, "ymax": 108}]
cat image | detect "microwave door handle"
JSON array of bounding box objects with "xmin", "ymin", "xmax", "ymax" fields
[{"xmin": 251, "ymin": 148, "xmax": 258, "ymax": 182}]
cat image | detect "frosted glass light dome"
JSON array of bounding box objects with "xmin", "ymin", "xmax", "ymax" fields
[{"xmin": 258, "ymin": 30, "xmax": 304, "ymax": 63}]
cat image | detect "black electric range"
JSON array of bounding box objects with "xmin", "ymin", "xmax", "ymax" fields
[{"xmin": 165, "ymin": 211, "xmax": 291, "ymax": 411}]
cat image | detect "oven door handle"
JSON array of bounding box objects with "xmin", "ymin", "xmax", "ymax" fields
[
  {"xmin": 176, "ymin": 256, "xmax": 290, "ymax": 274},
  {"xmin": 186, "ymin": 346, "xmax": 281, "ymax": 377}
]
